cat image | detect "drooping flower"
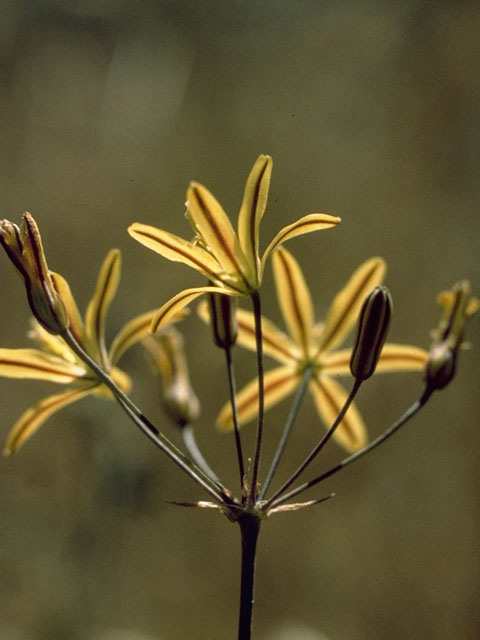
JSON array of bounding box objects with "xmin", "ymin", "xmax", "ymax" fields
[
  {"xmin": 128, "ymin": 155, "xmax": 340, "ymax": 331},
  {"xmin": 425, "ymin": 280, "xmax": 478, "ymax": 391},
  {"xmin": 0, "ymin": 213, "xmax": 69, "ymax": 334},
  {"xmin": 205, "ymin": 247, "xmax": 428, "ymax": 452},
  {"xmin": 0, "ymin": 248, "xmax": 160, "ymax": 455}
]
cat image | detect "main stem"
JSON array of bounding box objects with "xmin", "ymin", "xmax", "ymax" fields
[
  {"xmin": 250, "ymin": 291, "xmax": 264, "ymax": 502},
  {"xmin": 237, "ymin": 514, "xmax": 261, "ymax": 640}
]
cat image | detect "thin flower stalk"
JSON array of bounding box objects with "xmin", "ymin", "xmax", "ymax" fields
[
  {"xmin": 249, "ymin": 291, "xmax": 264, "ymax": 503},
  {"xmin": 62, "ymin": 326, "xmax": 227, "ymax": 503},
  {"xmin": 182, "ymin": 423, "xmax": 220, "ymax": 484},
  {"xmin": 264, "ymin": 378, "xmax": 362, "ymax": 510},
  {"xmin": 270, "ymin": 386, "xmax": 434, "ymax": 510},
  {"xmin": 258, "ymin": 365, "xmax": 313, "ymax": 502},
  {"xmin": 225, "ymin": 345, "xmax": 246, "ymax": 492}
]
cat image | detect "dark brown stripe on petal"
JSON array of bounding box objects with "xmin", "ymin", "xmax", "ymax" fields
[
  {"xmin": 136, "ymin": 229, "xmax": 224, "ymax": 283},
  {"xmin": 276, "ymin": 249, "xmax": 310, "ymax": 355},
  {"xmin": 321, "ymin": 261, "xmax": 379, "ymax": 351},
  {"xmin": 314, "ymin": 377, "xmax": 359, "ymax": 446},
  {"xmin": 248, "ymin": 158, "xmax": 269, "ymax": 279},
  {"xmin": 236, "ymin": 371, "xmax": 298, "ymax": 413},
  {"xmin": 192, "ymin": 187, "xmax": 251, "ymax": 289},
  {"xmin": 237, "ymin": 317, "xmax": 296, "ymax": 362},
  {"xmin": 0, "ymin": 358, "xmax": 81, "ymax": 379}
]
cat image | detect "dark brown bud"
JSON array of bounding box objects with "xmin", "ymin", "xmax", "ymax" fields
[
  {"xmin": 350, "ymin": 286, "xmax": 392, "ymax": 381},
  {"xmin": 208, "ymin": 292, "xmax": 238, "ymax": 349}
]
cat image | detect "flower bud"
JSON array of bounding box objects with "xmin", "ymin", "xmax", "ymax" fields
[
  {"xmin": 207, "ymin": 292, "xmax": 238, "ymax": 349},
  {"xmin": 350, "ymin": 285, "xmax": 392, "ymax": 381},
  {"xmin": 143, "ymin": 328, "xmax": 200, "ymax": 426},
  {"xmin": 425, "ymin": 280, "xmax": 478, "ymax": 391},
  {"xmin": 0, "ymin": 213, "xmax": 69, "ymax": 334}
]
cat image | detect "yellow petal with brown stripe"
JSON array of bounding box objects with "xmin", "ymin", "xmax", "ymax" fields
[
  {"xmin": 309, "ymin": 375, "xmax": 367, "ymax": 452},
  {"xmin": 321, "ymin": 343, "xmax": 428, "ymax": 376},
  {"xmin": 109, "ymin": 309, "xmax": 159, "ymax": 364},
  {"xmin": 216, "ymin": 365, "xmax": 300, "ymax": 431},
  {"xmin": 317, "ymin": 257, "xmax": 386, "ymax": 354},
  {"xmin": 0, "ymin": 348, "xmax": 86, "ymax": 382},
  {"xmin": 151, "ymin": 286, "xmax": 233, "ymax": 333},
  {"xmin": 128, "ymin": 223, "xmax": 224, "ymax": 285},
  {"xmin": 260, "ymin": 213, "xmax": 341, "ymax": 275},
  {"xmin": 3, "ymin": 385, "xmax": 96, "ymax": 455},
  {"xmin": 187, "ymin": 182, "xmax": 252, "ymax": 289},
  {"xmin": 321, "ymin": 348, "xmax": 352, "ymax": 375},
  {"xmin": 85, "ymin": 249, "xmax": 121, "ymax": 368},
  {"xmin": 237, "ymin": 155, "xmax": 272, "ymax": 284},
  {"xmin": 50, "ymin": 272, "xmax": 84, "ymax": 345},
  {"xmin": 109, "ymin": 305, "xmax": 188, "ymax": 364},
  {"xmin": 374, "ymin": 344, "xmax": 428, "ymax": 372},
  {"xmin": 272, "ymin": 247, "xmax": 314, "ymax": 358},
  {"xmin": 236, "ymin": 308, "xmax": 299, "ymax": 364}
]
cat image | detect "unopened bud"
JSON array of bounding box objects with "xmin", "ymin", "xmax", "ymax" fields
[
  {"xmin": 208, "ymin": 292, "xmax": 238, "ymax": 349},
  {"xmin": 425, "ymin": 280, "xmax": 478, "ymax": 392},
  {"xmin": 350, "ymin": 285, "xmax": 392, "ymax": 381},
  {"xmin": 0, "ymin": 213, "xmax": 69, "ymax": 334},
  {"xmin": 143, "ymin": 328, "xmax": 200, "ymax": 426}
]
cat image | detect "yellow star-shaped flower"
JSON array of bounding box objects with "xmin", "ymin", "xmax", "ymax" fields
[
  {"xmin": 0, "ymin": 249, "xmax": 159, "ymax": 454},
  {"xmin": 128, "ymin": 155, "xmax": 340, "ymax": 331},
  {"xmin": 209, "ymin": 247, "xmax": 428, "ymax": 452}
]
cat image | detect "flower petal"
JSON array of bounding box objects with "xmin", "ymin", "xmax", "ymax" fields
[
  {"xmin": 3, "ymin": 386, "xmax": 95, "ymax": 455},
  {"xmin": 50, "ymin": 272, "xmax": 84, "ymax": 344},
  {"xmin": 317, "ymin": 257, "xmax": 386, "ymax": 353},
  {"xmin": 85, "ymin": 249, "xmax": 121, "ymax": 368},
  {"xmin": 309, "ymin": 375, "xmax": 367, "ymax": 452},
  {"xmin": 27, "ymin": 320, "xmax": 78, "ymax": 364},
  {"xmin": 151, "ymin": 286, "xmax": 232, "ymax": 333},
  {"xmin": 0, "ymin": 348, "xmax": 86, "ymax": 382},
  {"xmin": 197, "ymin": 301, "xmax": 298, "ymax": 364},
  {"xmin": 128, "ymin": 223, "xmax": 224, "ymax": 284},
  {"xmin": 237, "ymin": 155, "xmax": 273, "ymax": 284},
  {"xmin": 261, "ymin": 213, "xmax": 341, "ymax": 274},
  {"xmin": 321, "ymin": 343, "xmax": 428, "ymax": 376},
  {"xmin": 187, "ymin": 182, "xmax": 252, "ymax": 289},
  {"xmin": 216, "ymin": 365, "xmax": 300, "ymax": 431},
  {"xmin": 374, "ymin": 344, "xmax": 428, "ymax": 372},
  {"xmin": 321, "ymin": 348, "xmax": 352, "ymax": 375},
  {"xmin": 272, "ymin": 248, "xmax": 315, "ymax": 358},
  {"xmin": 109, "ymin": 309, "xmax": 161, "ymax": 364}
]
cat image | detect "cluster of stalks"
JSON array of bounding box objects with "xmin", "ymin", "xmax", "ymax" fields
[{"xmin": 0, "ymin": 166, "xmax": 477, "ymax": 639}]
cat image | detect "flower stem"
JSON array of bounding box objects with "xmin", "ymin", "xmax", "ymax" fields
[
  {"xmin": 182, "ymin": 424, "xmax": 220, "ymax": 483},
  {"xmin": 264, "ymin": 379, "xmax": 362, "ymax": 510},
  {"xmin": 225, "ymin": 345, "xmax": 246, "ymax": 493},
  {"xmin": 237, "ymin": 513, "xmax": 261, "ymax": 640},
  {"xmin": 271, "ymin": 386, "xmax": 434, "ymax": 508},
  {"xmin": 61, "ymin": 329, "xmax": 227, "ymax": 504},
  {"xmin": 258, "ymin": 365, "xmax": 312, "ymax": 501},
  {"xmin": 250, "ymin": 291, "xmax": 264, "ymax": 502}
]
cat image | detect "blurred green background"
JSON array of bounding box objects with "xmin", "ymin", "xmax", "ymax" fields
[{"xmin": 1, "ymin": 1, "xmax": 479, "ymax": 639}]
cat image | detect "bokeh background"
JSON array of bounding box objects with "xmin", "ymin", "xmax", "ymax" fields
[{"xmin": 1, "ymin": 1, "xmax": 479, "ymax": 639}]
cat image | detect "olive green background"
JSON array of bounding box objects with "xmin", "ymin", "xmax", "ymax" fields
[{"xmin": 0, "ymin": 2, "xmax": 479, "ymax": 639}]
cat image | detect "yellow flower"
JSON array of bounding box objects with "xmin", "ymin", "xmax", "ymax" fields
[
  {"xmin": 128, "ymin": 155, "xmax": 340, "ymax": 331},
  {"xmin": 208, "ymin": 248, "xmax": 428, "ymax": 452},
  {"xmin": 0, "ymin": 249, "xmax": 160, "ymax": 455}
]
